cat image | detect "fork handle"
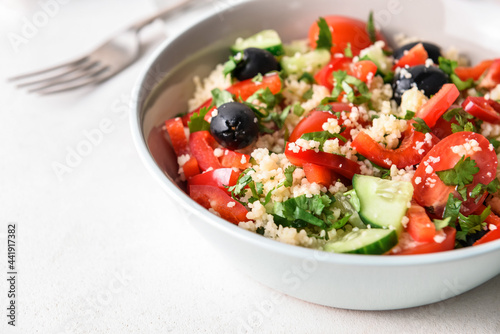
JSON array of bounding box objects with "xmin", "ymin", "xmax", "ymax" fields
[{"xmin": 130, "ymin": 0, "xmax": 198, "ymax": 32}]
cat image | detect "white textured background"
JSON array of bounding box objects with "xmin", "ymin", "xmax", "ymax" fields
[{"xmin": 0, "ymin": 0, "xmax": 499, "ymax": 333}]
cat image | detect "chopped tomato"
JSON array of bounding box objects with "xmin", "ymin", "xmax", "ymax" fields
[
  {"xmin": 406, "ymin": 203, "xmax": 436, "ymax": 243},
  {"xmin": 462, "ymin": 96, "xmax": 500, "ymax": 124},
  {"xmin": 391, "ymin": 227, "xmax": 456, "ymax": 255},
  {"xmin": 308, "ymin": 15, "xmax": 386, "ymax": 56},
  {"xmin": 412, "ymin": 132, "xmax": 498, "ymax": 217},
  {"xmin": 315, "ymin": 58, "xmax": 377, "ymax": 91},
  {"xmin": 416, "ymin": 84, "xmax": 460, "ymax": 128},
  {"xmin": 478, "ymin": 59, "xmax": 500, "ymax": 89},
  {"xmin": 392, "ymin": 43, "xmax": 428, "ymax": 70},
  {"xmin": 165, "ymin": 117, "xmax": 189, "ymax": 156},
  {"xmin": 219, "ymin": 149, "xmax": 251, "ymax": 170},
  {"xmin": 303, "ymin": 163, "xmax": 332, "ymax": 186},
  {"xmin": 474, "ymin": 211, "xmax": 500, "ymax": 246},
  {"xmin": 455, "ymin": 59, "xmax": 494, "ymax": 81},
  {"xmin": 351, "ymin": 123, "xmax": 439, "ymax": 169},
  {"xmin": 285, "ymin": 142, "xmax": 360, "ymax": 179},
  {"xmin": 182, "ymin": 72, "xmax": 282, "ymax": 125},
  {"xmin": 182, "ymin": 156, "xmax": 200, "ymax": 179},
  {"xmin": 189, "ymin": 185, "xmax": 248, "ymax": 225},
  {"xmin": 188, "ymin": 168, "xmax": 240, "ymax": 192},
  {"xmin": 189, "ymin": 131, "xmax": 221, "ymax": 171},
  {"xmin": 288, "ymin": 105, "xmax": 354, "ymax": 143},
  {"xmin": 431, "ymin": 115, "xmax": 460, "ymax": 140}
]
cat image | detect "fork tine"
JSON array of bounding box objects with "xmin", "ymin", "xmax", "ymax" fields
[
  {"xmin": 8, "ymin": 56, "xmax": 89, "ymax": 82},
  {"xmin": 27, "ymin": 62, "xmax": 105, "ymax": 93},
  {"xmin": 15, "ymin": 59, "xmax": 95, "ymax": 88},
  {"xmin": 32, "ymin": 67, "xmax": 111, "ymax": 95}
]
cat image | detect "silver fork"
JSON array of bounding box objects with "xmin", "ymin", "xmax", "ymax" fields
[{"xmin": 8, "ymin": 0, "xmax": 197, "ymax": 95}]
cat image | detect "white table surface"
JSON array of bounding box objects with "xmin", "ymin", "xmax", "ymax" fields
[{"xmin": 1, "ymin": 1, "xmax": 499, "ymax": 333}]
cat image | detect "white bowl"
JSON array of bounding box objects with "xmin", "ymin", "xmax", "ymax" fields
[{"xmin": 130, "ymin": 0, "xmax": 500, "ymax": 310}]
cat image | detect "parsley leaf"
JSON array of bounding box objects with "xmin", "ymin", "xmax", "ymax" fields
[
  {"xmin": 227, "ymin": 168, "xmax": 254, "ymax": 198},
  {"xmin": 443, "ymin": 108, "xmax": 477, "ymax": 133},
  {"xmin": 433, "ymin": 217, "xmax": 451, "ymax": 231},
  {"xmin": 293, "ymin": 103, "xmax": 306, "ymax": 116},
  {"xmin": 489, "ymin": 138, "xmax": 500, "ymax": 150},
  {"xmin": 298, "ymin": 72, "xmax": 316, "ymax": 84},
  {"xmin": 187, "ymin": 106, "xmax": 211, "ymax": 133},
  {"xmin": 331, "ymin": 71, "xmax": 371, "ymax": 104},
  {"xmin": 299, "ymin": 130, "xmax": 347, "ymax": 150},
  {"xmin": 442, "ymin": 193, "xmax": 462, "ymax": 225},
  {"xmin": 315, "ymin": 17, "xmax": 333, "ymax": 50},
  {"xmin": 438, "ymin": 57, "xmax": 474, "ymax": 91},
  {"xmin": 413, "ymin": 117, "xmax": 431, "ymax": 134},
  {"xmin": 252, "ymin": 73, "xmax": 263, "ymax": 83},
  {"xmin": 404, "ymin": 110, "xmax": 416, "ymax": 120},
  {"xmin": 344, "ymin": 43, "xmax": 353, "ymax": 58},
  {"xmin": 283, "ymin": 165, "xmax": 296, "ymax": 187},
  {"xmin": 456, "ymin": 206, "xmax": 490, "ymax": 242},
  {"xmin": 211, "ymin": 88, "xmax": 234, "ymax": 107},
  {"xmin": 222, "ymin": 54, "xmax": 243, "ymax": 76},
  {"xmin": 302, "ymin": 88, "xmax": 314, "ymax": 100},
  {"xmin": 435, "ymin": 156, "xmax": 479, "ymax": 191},
  {"xmin": 366, "ymin": 11, "xmax": 376, "ymax": 43},
  {"xmin": 471, "ymin": 179, "xmax": 500, "ymax": 199}
]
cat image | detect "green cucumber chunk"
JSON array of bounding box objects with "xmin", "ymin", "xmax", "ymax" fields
[
  {"xmin": 324, "ymin": 228, "xmax": 398, "ymax": 254},
  {"xmin": 231, "ymin": 30, "xmax": 284, "ymax": 56},
  {"xmin": 280, "ymin": 49, "xmax": 330, "ymax": 76},
  {"xmin": 352, "ymin": 174, "xmax": 413, "ymax": 233},
  {"xmin": 283, "ymin": 39, "xmax": 310, "ymax": 57}
]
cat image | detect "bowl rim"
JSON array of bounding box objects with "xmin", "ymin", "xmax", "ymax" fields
[{"xmin": 129, "ymin": 0, "xmax": 500, "ymax": 268}]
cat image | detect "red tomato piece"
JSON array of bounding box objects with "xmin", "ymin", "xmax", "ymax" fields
[
  {"xmin": 416, "ymin": 84, "xmax": 460, "ymax": 128},
  {"xmin": 351, "ymin": 123, "xmax": 439, "ymax": 169},
  {"xmin": 189, "ymin": 185, "xmax": 248, "ymax": 225},
  {"xmin": 182, "ymin": 156, "xmax": 200, "ymax": 179},
  {"xmin": 392, "ymin": 43, "xmax": 428, "ymax": 70},
  {"xmin": 406, "ymin": 203, "xmax": 436, "ymax": 243},
  {"xmin": 188, "ymin": 168, "xmax": 240, "ymax": 192},
  {"xmin": 412, "ymin": 132, "xmax": 498, "ymax": 217},
  {"xmin": 165, "ymin": 117, "xmax": 189, "ymax": 156},
  {"xmin": 288, "ymin": 105, "xmax": 353, "ymax": 143},
  {"xmin": 391, "ymin": 227, "xmax": 456, "ymax": 255},
  {"xmin": 182, "ymin": 73, "xmax": 282, "ymax": 126},
  {"xmin": 219, "ymin": 149, "xmax": 251, "ymax": 170},
  {"xmin": 303, "ymin": 163, "xmax": 332, "ymax": 186},
  {"xmin": 350, "ymin": 60, "xmax": 378, "ymax": 82},
  {"xmin": 285, "ymin": 142, "xmax": 360, "ymax": 179},
  {"xmin": 474, "ymin": 211, "xmax": 500, "ymax": 246},
  {"xmin": 479, "ymin": 59, "xmax": 500, "ymax": 89},
  {"xmin": 455, "ymin": 59, "xmax": 494, "ymax": 81},
  {"xmin": 308, "ymin": 15, "xmax": 386, "ymax": 56},
  {"xmin": 462, "ymin": 96, "xmax": 500, "ymax": 124},
  {"xmin": 189, "ymin": 131, "xmax": 221, "ymax": 171},
  {"xmin": 431, "ymin": 115, "xmax": 460, "ymax": 140}
]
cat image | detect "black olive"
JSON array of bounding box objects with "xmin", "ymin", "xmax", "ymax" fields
[
  {"xmin": 210, "ymin": 102, "xmax": 259, "ymax": 150},
  {"xmin": 232, "ymin": 48, "xmax": 279, "ymax": 81},
  {"xmin": 393, "ymin": 42, "xmax": 442, "ymax": 63},
  {"xmin": 457, "ymin": 229, "xmax": 488, "ymax": 248},
  {"xmin": 392, "ymin": 65, "xmax": 449, "ymax": 104}
]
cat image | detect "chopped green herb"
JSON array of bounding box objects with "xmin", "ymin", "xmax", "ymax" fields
[
  {"xmin": 443, "ymin": 108, "xmax": 477, "ymax": 133},
  {"xmin": 299, "ymin": 130, "xmax": 347, "ymax": 150},
  {"xmin": 436, "ymin": 156, "xmax": 479, "ymax": 191},
  {"xmin": 438, "ymin": 57, "xmax": 474, "ymax": 91},
  {"xmin": 456, "ymin": 206, "xmax": 490, "ymax": 242},
  {"xmin": 223, "ymin": 54, "xmax": 242, "ymax": 76},
  {"xmin": 366, "ymin": 11, "xmax": 376, "ymax": 43},
  {"xmin": 293, "ymin": 103, "xmax": 306, "ymax": 116},
  {"xmin": 283, "ymin": 165, "xmax": 296, "ymax": 187},
  {"xmin": 413, "ymin": 117, "xmax": 431, "ymax": 134},
  {"xmin": 302, "ymin": 88, "xmax": 314, "ymax": 100},
  {"xmin": 344, "ymin": 43, "xmax": 353, "ymax": 58},
  {"xmin": 298, "ymin": 72, "xmax": 316, "ymax": 84},
  {"xmin": 256, "ymin": 226, "xmax": 265, "ymax": 235},
  {"xmin": 331, "ymin": 71, "xmax": 371, "ymax": 104},
  {"xmin": 471, "ymin": 179, "xmax": 500, "ymax": 199},
  {"xmin": 187, "ymin": 106, "xmax": 211, "ymax": 133},
  {"xmin": 211, "ymin": 88, "xmax": 234, "ymax": 107},
  {"xmin": 315, "ymin": 17, "xmax": 333, "ymax": 50},
  {"xmin": 443, "ymin": 193, "xmax": 462, "ymax": 225},
  {"xmin": 489, "ymin": 138, "xmax": 500, "ymax": 150},
  {"xmin": 252, "ymin": 73, "xmax": 263, "ymax": 83},
  {"xmin": 433, "ymin": 217, "xmax": 451, "ymax": 231},
  {"xmin": 404, "ymin": 110, "xmax": 415, "ymax": 120}
]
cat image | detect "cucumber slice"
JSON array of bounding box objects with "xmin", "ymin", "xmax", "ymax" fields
[
  {"xmin": 352, "ymin": 175, "xmax": 413, "ymax": 233},
  {"xmin": 231, "ymin": 30, "xmax": 284, "ymax": 56},
  {"xmin": 280, "ymin": 49, "xmax": 330, "ymax": 76},
  {"xmin": 324, "ymin": 228, "xmax": 398, "ymax": 254}
]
